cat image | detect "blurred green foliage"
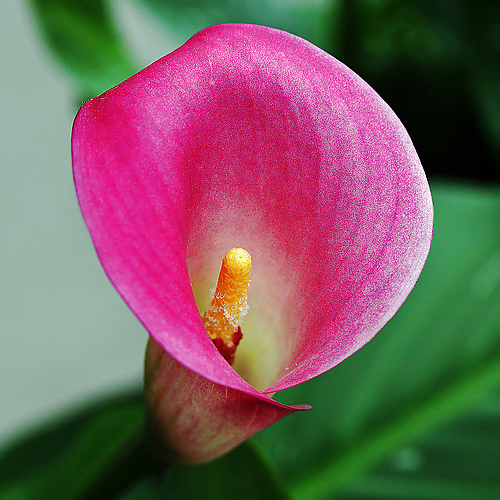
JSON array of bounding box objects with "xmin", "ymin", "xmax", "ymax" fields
[
  {"xmin": 0, "ymin": 393, "xmax": 145, "ymax": 499},
  {"xmin": 0, "ymin": 393, "xmax": 289, "ymax": 500},
  {"xmin": 331, "ymin": 0, "xmax": 500, "ymax": 182},
  {"xmin": 13, "ymin": 0, "xmax": 500, "ymax": 499},
  {"xmin": 29, "ymin": 0, "xmax": 137, "ymax": 99},
  {"xmin": 30, "ymin": 0, "xmax": 500, "ymax": 180}
]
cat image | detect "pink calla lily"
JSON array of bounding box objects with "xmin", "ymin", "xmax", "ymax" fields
[{"xmin": 72, "ymin": 24, "xmax": 433, "ymax": 463}]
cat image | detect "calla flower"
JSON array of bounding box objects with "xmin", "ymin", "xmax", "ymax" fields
[{"xmin": 72, "ymin": 24, "xmax": 433, "ymax": 464}]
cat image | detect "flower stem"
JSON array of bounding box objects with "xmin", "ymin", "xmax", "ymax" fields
[{"xmin": 290, "ymin": 350, "xmax": 500, "ymax": 500}]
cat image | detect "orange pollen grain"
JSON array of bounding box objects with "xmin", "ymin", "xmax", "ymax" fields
[{"xmin": 202, "ymin": 248, "xmax": 251, "ymax": 350}]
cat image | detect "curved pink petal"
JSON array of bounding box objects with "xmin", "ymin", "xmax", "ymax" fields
[
  {"xmin": 72, "ymin": 22, "xmax": 432, "ymax": 449},
  {"xmin": 145, "ymin": 338, "xmax": 308, "ymax": 463}
]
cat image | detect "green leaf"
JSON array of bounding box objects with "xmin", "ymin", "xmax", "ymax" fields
[
  {"xmin": 137, "ymin": 0, "xmax": 331, "ymax": 51},
  {"xmin": 121, "ymin": 441, "xmax": 290, "ymax": 500},
  {"xmin": 0, "ymin": 392, "xmax": 145, "ymax": 500},
  {"xmin": 0, "ymin": 391, "xmax": 288, "ymax": 500},
  {"xmin": 29, "ymin": 0, "xmax": 137, "ymax": 99},
  {"xmin": 254, "ymin": 183, "xmax": 500, "ymax": 498},
  {"xmin": 336, "ymin": 400, "xmax": 500, "ymax": 500}
]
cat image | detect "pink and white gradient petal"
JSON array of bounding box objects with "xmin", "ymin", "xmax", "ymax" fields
[{"xmin": 72, "ymin": 24, "xmax": 433, "ymax": 463}]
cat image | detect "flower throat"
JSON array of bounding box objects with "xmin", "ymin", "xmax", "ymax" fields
[{"xmin": 202, "ymin": 248, "xmax": 251, "ymax": 365}]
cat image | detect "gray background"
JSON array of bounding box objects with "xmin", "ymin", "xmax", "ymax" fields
[{"xmin": 0, "ymin": 0, "xmax": 180, "ymax": 447}]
